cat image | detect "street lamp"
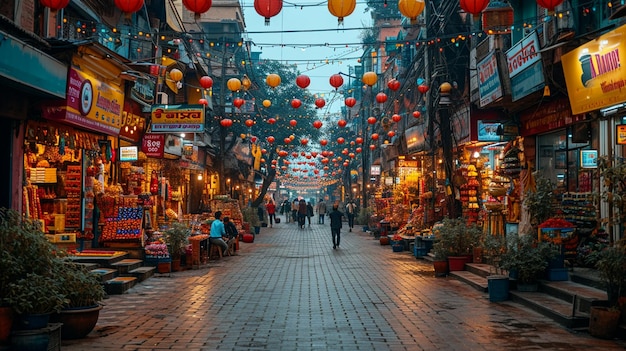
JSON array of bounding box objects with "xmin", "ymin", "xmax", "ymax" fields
[
  {"xmin": 438, "ymin": 81, "xmax": 456, "ymax": 218},
  {"xmin": 361, "ymin": 71, "xmax": 377, "ymax": 211}
]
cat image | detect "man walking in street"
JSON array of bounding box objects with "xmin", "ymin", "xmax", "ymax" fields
[
  {"xmin": 328, "ymin": 203, "xmax": 344, "ymax": 249},
  {"xmin": 316, "ymin": 199, "xmax": 327, "ymax": 224},
  {"xmin": 346, "ymin": 199, "xmax": 357, "ymax": 232}
]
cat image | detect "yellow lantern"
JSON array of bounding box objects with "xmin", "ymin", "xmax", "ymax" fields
[
  {"xmin": 398, "ymin": 0, "xmax": 425, "ymax": 24},
  {"xmin": 262, "ymin": 99, "xmax": 272, "ymax": 108},
  {"xmin": 440, "ymin": 82, "xmax": 452, "ymax": 94},
  {"xmin": 362, "ymin": 71, "xmax": 377, "ymax": 87},
  {"xmin": 169, "ymin": 68, "xmax": 183, "ymax": 82},
  {"xmin": 242, "ymin": 75, "xmax": 252, "ymax": 90},
  {"xmin": 266, "ymin": 73, "xmax": 281, "ymax": 88},
  {"xmin": 227, "ymin": 78, "xmax": 242, "ymax": 92},
  {"xmin": 240, "ymin": 134, "xmax": 247, "ymax": 139},
  {"xmin": 328, "ymin": 0, "xmax": 356, "ymax": 25}
]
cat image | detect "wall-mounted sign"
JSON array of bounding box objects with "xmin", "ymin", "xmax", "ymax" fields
[
  {"xmin": 398, "ymin": 159, "xmax": 418, "ymax": 168},
  {"xmin": 478, "ymin": 51, "xmax": 504, "ymax": 107},
  {"xmin": 506, "ymin": 31, "xmax": 541, "ymax": 78},
  {"xmin": 562, "ymin": 23, "xmax": 626, "ymax": 114},
  {"xmin": 617, "ymin": 125, "xmax": 626, "ymax": 145},
  {"xmin": 119, "ymin": 146, "xmax": 138, "ymax": 161},
  {"xmin": 141, "ymin": 133, "xmax": 165, "ymax": 158},
  {"xmin": 42, "ymin": 67, "xmax": 123, "ymax": 135},
  {"xmin": 580, "ymin": 150, "xmax": 598, "ymax": 169},
  {"xmin": 370, "ymin": 165, "xmax": 381, "ymax": 176},
  {"xmin": 164, "ymin": 134, "xmax": 183, "ymax": 156},
  {"xmin": 151, "ymin": 105, "xmax": 205, "ymax": 133}
]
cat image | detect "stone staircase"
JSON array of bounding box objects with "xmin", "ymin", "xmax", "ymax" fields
[{"xmin": 75, "ymin": 253, "xmax": 157, "ymax": 295}]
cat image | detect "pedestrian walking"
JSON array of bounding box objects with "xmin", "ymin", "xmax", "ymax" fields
[
  {"xmin": 328, "ymin": 204, "xmax": 344, "ymax": 249},
  {"xmin": 298, "ymin": 199, "xmax": 307, "ymax": 229},
  {"xmin": 266, "ymin": 200, "xmax": 276, "ymax": 227},
  {"xmin": 291, "ymin": 199, "xmax": 299, "ymax": 224},
  {"xmin": 306, "ymin": 201, "xmax": 314, "ymax": 227},
  {"xmin": 316, "ymin": 199, "xmax": 327, "ymax": 224},
  {"xmin": 281, "ymin": 199, "xmax": 291, "ymax": 223},
  {"xmin": 346, "ymin": 199, "xmax": 357, "ymax": 232}
]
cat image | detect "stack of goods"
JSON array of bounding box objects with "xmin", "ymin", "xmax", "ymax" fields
[
  {"xmin": 144, "ymin": 241, "xmax": 170, "ymax": 259},
  {"xmin": 460, "ymin": 164, "xmax": 481, "ymax": 224},
  {"xmin": 101, "ymin": 207, "xmax": 143, "ymax": 241},
  {"xmin": 65, "ymin": 165, "xmax": 82, "ymax": 228},
  {"xmin": 499, "ymin": 143, "xmax": 522, "ymax": 178}
]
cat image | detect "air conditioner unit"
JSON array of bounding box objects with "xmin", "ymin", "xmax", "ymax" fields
[{"xmin": 156, "ymin": 92, "xmax": 168, "ymax": 105}]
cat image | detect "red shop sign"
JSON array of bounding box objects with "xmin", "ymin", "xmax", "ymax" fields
[{"xmin": 142, "ymin": 133, "xmax": 164, "ymax": 158}]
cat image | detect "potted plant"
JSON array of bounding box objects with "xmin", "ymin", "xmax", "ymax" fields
[
  {"xmin": 499, "ymin": 234, "xmax": 555, "ymax": 291},
  {"xmin": 356, "ymin": 207, "xmax": 373, "ymax": 230},
  {"xmin": 52, "ymin": 260, "xmax": 106, "ymax": 339},
  {"xmin": 242, "ymin": 207, "xmax": 261, "ymax": 235},
  {"xmin": 523, "ymin": 174, "xmax": 556, "ymax": 231},
  {"xmin": 585, "ymin": 239, "xmax": 626, "ymax": 338},
  {"xmin": 432, "ymin": 218, "xmax": 482, "ymax": 271},
  {"xmin": 163, "ymin": 222, "xmax": 190, "ymax": 271},
  {"xmin": 431, "ymin": 243, "xmax": 450, "ymax": 277},
  {"xmin": 6, "ymin": 273, "xmax": 67, "ymax": 329}
]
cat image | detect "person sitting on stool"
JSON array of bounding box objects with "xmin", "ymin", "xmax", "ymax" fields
[
  {"xmin": 222, "ymin": 216, "xmax": 238, "ymax": 255},
  {"xmin": 209, "ymin": 211, "xmax": 229, "ymax": 256}
]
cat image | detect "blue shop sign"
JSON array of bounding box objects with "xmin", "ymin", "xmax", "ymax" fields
[{"xmin": 0, "ymin": 30, "xmax": 67, "ymax": 98}]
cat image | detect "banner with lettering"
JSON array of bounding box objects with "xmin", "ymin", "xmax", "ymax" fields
[
  {"xmin": 142, "ymin": 133, "xmax": 165, "ymax": 158},
  {"xmin": 562, "ymin": 23, "xmax": 626, "ymax": 114},
  {"xmin": 506, "ymin": 31, "xmax": 545, "ymax": 101},
  {"xmin": 477, "ymin": 51, "xmax": 504, "ymax": 107},
  {"xmin": 151, "ymin": 104, "xmax": 205, "ymax": 133}
]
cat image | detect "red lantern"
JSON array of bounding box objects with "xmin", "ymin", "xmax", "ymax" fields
[
  {"xmin": 284, "ymin": 138, "xmax": 292, "ymax": 144},
  {"xmin": 291, "ymin": 152, "xmax": 298, "ymax": 158},
  {"xmin": 388, "ymin": 131, "xmax": 396, "ymax": 138},
  {"xmin": 278, "ymin": 150, "xmax": 288, "ymax": 157},
  {"xmin": 315, "ymin": 98, "xmax": 326, "ymax": 109},
  {"xmin": 291, "ymin": 99, "xmax": 302, "ymax": 109},
  {"xmin": 220, "ymin": 118, "xmax": 233, "ymax": 127},
  {"xmin": 345, "ymin": 97, "xmax": 356, "ymax": 107},
  {"xmin": 392, "ymin": 114, "xmax": 402, "ymax": 123},
  {"xmin": 322, "ymin": 150, "xmax": 330, "ymax": 157},
  {"xmin": 367, "ymin": 117, "xmax": 377, "ymax": 125},
  {"xmin": 115, "ymin": 0, "xmax": 145, "ymax": 14},
  {"xmin": 320, "ymin": 139, "xmax": 328, "ymax": 146},
  {"xmin": 329, "ymin": 74, "xmax": 344, "ymax": 90},
  {"xmin": 343, "ymin": 161, "xmax": 349, "ymax": 167},
  {"xmin": 387, "ymin": 79, "xmax": 401, "ymax": 91},
  {"xmin": 233, "ymin": 98, "xmax": 245, "ymax": 108},
  {"xmin": 300, "ymin": 138, "xmax": 309, "ymax": 146},
  {"xmin": 418, "ymin": 84, "xmax": 429, "ymax": 94},
  {"xmin": 321, "ymin": 158, "xmax": 330, "ymax": 164},
  {"xmin": 199, "ymin": 75, "xmax": 213, "ymax": 89},
  {"xmin": 356, "ymin": 147, "xmax": 362, "ymax": 153},
  {"xmin": 289, "ymin": 119, "xmax": 297, "ymax": 127},
  {"xmin": 337, "ymin": 137, "xmax": 345, "ymax": 144},
  {"xmin": 369, "ymin": 144, "xmax": 376, "ymax": 150},
  {"xmin": 267, "ymin": 118, "xmax": 276, "ymax": 124},
  {"xmin": 337, "ymin": 120, "xmax": 347, "ymax": 128},
  {"xmin": 536, "ymin": 0, "xmax": 564, "ymax": 11},
  {"xmin": 349, "ymin": 153, "xmax": 355, "ymax": 159},
  {"xmin": 254, "ymin": 0, "xmax": 283, "ymax": 25},
  {"xmin": 296, "ymin": 74, "xmax": 310, "ymax": 89},
  {"xmin": 413, "ymin": 111, "xmax": 421, "ymax": 118},
  {"xmin": 311, "ymin": 151, "xmax": 318, "ymax": 157},
  {"xmin": 40, "ymin": 0, "xmax": 70, "ymax": 10},
  {"xmin": 313, "ymin": 120, "xmax": 323, "ymax": 129},
  {"xmin": 459, "ymin": 0, "xmax": 490, "ymax": 16},
  {"xmin": 355, "ymin": 137, "xmax": 363, "ymax": 144},
  {"xmin": 251, "ymin": 136, "xmax": 258, "ymax": 143},
  {"xmin": 371, "ymin": 133, "xmax": 379, "ymax": 140},
  {"xmin": 183, "ymin": 0, "xmax": 212, "ymax": 16},
  {"xmin": 375, "ymin": 92, "xmax": 388, "ymax": 104},
  {"xmin": 245, "ymin": 119, "xmax": 255, "ymax": 127},
  {"xmin": 198, "ymin": 98, "xmax": 208, "ymax": 106},
  {"xmin": 267, "ymin": 136, "xmax": 275, "ymax": 143}
]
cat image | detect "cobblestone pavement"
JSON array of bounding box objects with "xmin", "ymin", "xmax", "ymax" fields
[{"xmin": 62, "ymin": 220, "xmax": 626, "ymax": 350}]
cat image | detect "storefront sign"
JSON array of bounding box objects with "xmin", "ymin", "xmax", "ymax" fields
[
  {"xmin": 119, "ymin": 100, "xmax": 145, "ymax": 142},
  {"xmin": 151, "ymin": 105, "xmax": 205, "ymax": 132},
  {"xmin": 370, "ymin": 165, "xmax": 381, "ymax": 176},
  {"xmin": 404, "ymin": 125, "xmax": 426, "ymax": 154},
  {"xmin": 580, "ymin": 150, "xmax": 598, "ymax": 168},
  {"xmin": 478, "ymin": 51, "xmax": 504, "ymax": 107},
  {"xmin": 617, "ymin": 125, "xmax": 626, "ymax": 145},
  {"xmin": 42, "ymin": 68, "xmax": 123, "ymax": 135},
  {"xmin": 142, "ymin": 133, "xmax": 165, "ymax": 158},
  {"xmin": 510, "ymin": 62, "xmax": 545, "ymax": 101},
  {"xmin": 507, "ymin": 32, "xmax": 541, "ymax": 78},
  {"xmin": 477, "ymin": 120, "xmax": 502, "ymax": 141},
  {"xmin": 119, "ymin": 146, "xmax": 138, "ymax": 161},
  {"xmin": 398, "ymin": 160, "xmax": 418, "ymax": 168},
  {"xmin": 164, "ymin": 134, "xmax": 183, "ymax": 156},
  {"xmin": 130, "ymin": 76, "xmax": 156, "ymax": 106},
  {"xmin": 519, "ymin": 98, "xmax": 587, "ymax": 136},
  {"xmin": 562, "ymin": 23, "xmax": 626, "ymax": 114}
]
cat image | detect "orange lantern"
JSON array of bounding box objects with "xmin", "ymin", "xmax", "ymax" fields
[
  {"xmin": 115, "ymin": 0, "xmax": 144, "ymax": 13},
  {"xmin": 227, "ymin": 78, "xmax": 241, "ymax": 92},
  {"xmin": 262, "ymin": 99, "xmax": 272, "ymax": 108},
  {"xmin": 254, "ymin": 0, "xmax": 283, "ymax": 25},
  {"xmin": 398, "ymin": 0, "xmax": 425, "ymax": 24},
  {"xmin": 266, "ymin": 73, "xmax": 281, "ymax": 88},
  {"xmin": 169, "ymin": 68, "xmax": 183, "ymax": 82},
  {"xmin": 362, "ymin": 71, "xmax": 377, "ymax": 86},
  {"xmin": 327, "ymin": 0, "xmax": 356, "ymax": 24}
]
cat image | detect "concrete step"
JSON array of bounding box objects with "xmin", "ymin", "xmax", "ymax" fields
[
  {"xmin": 129, "ymin": 266, "xmax": 155, "ymax": 282},
  {"xmin": 104, "ymin": 276, "xmax": 137, "ymax": 295},
  {"xmin": 110, "ymin": 259, "xmax": 143, "ymax": 275},
  {"xmin": 540, "ymin": 280, "xmax": 607, "ymax": 314},
  {"xmin": 449, "ymin": 270, "xmax": 488, "ymax": 292},
  {"xmin": 510, "ymin": 290, "xmax": 589, "ymax": 329},
  {"xmin": 75, "ymin": 262, "xmax": 100, "ymax": 271},
  {"xmin": 465, "ymin": 263, "xmax": 499, "ymax": 278},
  {"xmin": 90, "ymin": 268, "xmax": 118, "ymax": 282}
]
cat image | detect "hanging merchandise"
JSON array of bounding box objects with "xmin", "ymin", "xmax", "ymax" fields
[{"xmin": 499, "ymin": 141, "xmax": 522, "ymax": 178}]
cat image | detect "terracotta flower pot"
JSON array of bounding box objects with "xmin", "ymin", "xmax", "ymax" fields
[
  {"xmin": 433, "ymin": 260, "xmax": 448, "ymax": 277},
  {"xmin": 54, "ymin": 305, "xmax": 103, "ymax": 339},
  {"xmin": 0, "ymin": 306, "xmax": 13, "ymax": 345}
]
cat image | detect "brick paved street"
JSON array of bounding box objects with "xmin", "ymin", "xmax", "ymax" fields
[{"xmin": 62, "ymin": 221, "xmax": 626, "ymax": 350}]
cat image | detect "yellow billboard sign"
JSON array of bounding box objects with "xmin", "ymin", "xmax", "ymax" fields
[{"xmin": 562, "ymin": 24, "xmax": 626, "ymax": 115}]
